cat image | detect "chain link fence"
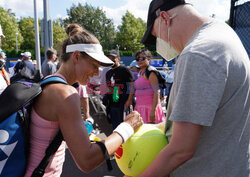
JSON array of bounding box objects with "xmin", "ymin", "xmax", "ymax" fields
[{"xmin": 230, "ymin": 0, "xmax": 250, "ymax": 57}]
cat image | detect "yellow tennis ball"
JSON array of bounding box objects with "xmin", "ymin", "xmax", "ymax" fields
[{"xmin": 115, "ymin": 124, "xmax": 168, "ymax": 177}]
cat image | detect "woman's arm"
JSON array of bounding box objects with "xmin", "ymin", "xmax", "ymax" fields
[
  {"xmin": 148, "ymin": 72, "xmax": 160, "ymax": 123},
  {"xmin": 55, "ymin": 86, "xmax": 142, "ymax": 173}
]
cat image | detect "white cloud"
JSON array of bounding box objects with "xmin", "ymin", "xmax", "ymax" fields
[
  {"xmin": 0, "ymin": 0, "xmax": 43, "ymax": 17},
  {"xmin": 55, "ymin": 13, "xmax": 68, "ymax": 20},
  {"xmin": 188, "ymin": 0, "xmax": 230, "ymax": 21},
  {"xmin": 102, "ymin": 0, "xmax": 230, "ymax": 27},
  {"xmin": 102, "ymin": 0, "xmax": 151, "ymax": 27},
  {"xmin": 102, "ymin": 6, "xmax": 125, "ymax": 28},
  {"xmin": 70, "ymin": 0, "xmax": 86, "ymax": 4}
]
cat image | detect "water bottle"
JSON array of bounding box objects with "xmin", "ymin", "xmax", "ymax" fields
[
  {"xmin": 123, "ymin": 105, "xmax": 133, "ymax": 120},
  {"xmin": 113, "ymin": 86, "xmax": 119, "ymax": 102},
  {"xmin": 84, "ymin": 117, "xmax": 94, "ymax": 135}
]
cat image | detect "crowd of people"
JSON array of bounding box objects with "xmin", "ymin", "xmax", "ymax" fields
[{"xmin": 0, "ymin": 0, "xmax": 249, "ymax": 176}]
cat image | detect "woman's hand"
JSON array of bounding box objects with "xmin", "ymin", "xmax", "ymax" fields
[
  {"xmin": 149, "ymin": 109, "xmax": 156, "ymax": 124},
  {"xmin": 124, "ymin": 111, "xmax": 143, "ymax": 131}
]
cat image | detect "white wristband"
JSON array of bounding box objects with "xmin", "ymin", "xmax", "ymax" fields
[
  {"xmin": 86, "ymin": 117, "xmax": 94, "ymax": 124},
  {"xmin": 113, "ymin": 122, "xmax": 134, "ymax": 143}
]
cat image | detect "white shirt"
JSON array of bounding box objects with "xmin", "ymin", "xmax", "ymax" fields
[{"xmin": 0, "ymin": 74, "xmax": 7, "ymax": 95}]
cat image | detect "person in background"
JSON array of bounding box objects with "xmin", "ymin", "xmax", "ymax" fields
[
  {"xmin": 129, "ymin": 60, "xmax": 140, "ymax": 81},
  {"xmin": 129, "ymin": 60, "xmax": 140, "ymax": 109},
  {"xmin": 11, "ymin": 52, "xmax": 40, "ymax": 83},
  {"xmin": 0, "ymin": 25, "xmax": 9, "ymax": 94},
  {"xmin": 100, "ymin": 66, "xmax": 111, "ymax": 97},
  {"xmin": 134, "ymin": 48, "xmax": 165, "ymax": 124},
  {"xmin": 88, "ymin": 67, "xmax": 103, "ymax": 95},
  {"xmin": 0, "ymin": 71, "xmax": 7, "ymax": 94},
  {"xmin": 139, "ymin": 0, "xmax": 250, "ymax": 176},
  {"xmin": 164, "ymin": 56, "xmax": 176, "ymax": 109},
  {"xmin": 0, "ymin": 51, "xmax": 8, "ymax": 94},
  {"xmin": 24, "ymin": 23, "xmax": 143, "ymax": 177},
  {"xmin": 105, "ymin": 49, "xmax": 134, "ymax": 130},
  {"xmin": 42, "ymin": 48, "xmax": 57, "ymax": 77},
  {"xmin": 14, "ymin": 52, "xmax": 36, "ymax": 76},
  {"xmin": 54, "ymin": 55, "xmax": 61, "ymax": 71},
  {"xmin": 72, "ymin": 82, "xmax": 90, "ymax": 120},
  {"xmin": 32, "ymin": 60, "xmax": 37, "ymax": 69},
  {"xmin": 0, "ymin": 24, "xmax": 5, "ymax": 49},
  {"xmin": 80, "ymin": 85, "xmax": 90, "ymax": 120},
  {"xmin": 0, "ymin": 50, "xmax": 9, "ymax": 85}
]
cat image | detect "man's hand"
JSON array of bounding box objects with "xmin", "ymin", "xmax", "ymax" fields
[{"xmin": 124, "ymin": 99, "xmax": 132, "ymax": 107}]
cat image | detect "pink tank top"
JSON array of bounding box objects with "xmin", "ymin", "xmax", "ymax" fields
[
  {"xmin": 24, "ymin": 76, "xmax": 66, "ymax": 177},
  {"xmin": 134, "ymin": 73, "xmax": 165, "ymax": 123},
  {"xmin": 134, "ymin": 74, "xmax": 154, "ymax": 105}
]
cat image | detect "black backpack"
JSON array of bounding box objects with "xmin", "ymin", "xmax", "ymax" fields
[
  {"xmin": 10, "ymin": 60, "xmax": 42, "ymax": 84},
  {"xmin": 0, "ymin": 76, "xmax": 67, "ymax": 177}
]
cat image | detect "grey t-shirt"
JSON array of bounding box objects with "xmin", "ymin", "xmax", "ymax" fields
[
  {"xmin": 166, "ymin": 20, "xmax": 250, "ymax": 177},
  {"xmin": 41, "ymin": 60, "xmax": 57, "ymax": 77}
]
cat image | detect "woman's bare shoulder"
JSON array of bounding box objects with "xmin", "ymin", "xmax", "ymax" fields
[
  {"xmin": 34, "ymin": 83, "xmax": 80, "ymax": 120},
  {"xmin": 43, "ymin": 83, "xmax": 78, "ymax": 99}
]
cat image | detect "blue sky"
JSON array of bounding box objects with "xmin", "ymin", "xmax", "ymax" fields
[{"xmin": 0, "ymin": 0, "xmax": 231, "ymax": 27}]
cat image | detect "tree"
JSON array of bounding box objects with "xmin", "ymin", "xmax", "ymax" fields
[
  {"xmin": 52, "ymin": 19, "xmax": 67, "ymax": 54},
  {"xmin": 64, "ymin": 3, "xmax": 116, "ymax": 50},
  {"xmin": 116, "ymin": 11, "xmax": 146, "ymax": 53},
  {"xmin": 0, "ymin": 7, "xmax": 23, "ymax": 50},
  {"xmin": 18, "ymin": 17, "xmax": 36, "ymax": 51},
  {"xmin": 7, "ymin": 8, "xmax": 15, "ymax": 17},
  {"xmin": 19, "ymin": 17, "xmax": 67, "ymax": 56}
]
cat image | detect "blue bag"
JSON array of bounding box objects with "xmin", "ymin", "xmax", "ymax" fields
[{"xmin": 0, "ymin": 76, "xmax": 67, "ymax": 177}]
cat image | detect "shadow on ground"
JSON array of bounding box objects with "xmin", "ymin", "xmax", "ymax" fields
[{"xmin": 61, "ymin": 149, "xmax": 124, "ymax": 177}]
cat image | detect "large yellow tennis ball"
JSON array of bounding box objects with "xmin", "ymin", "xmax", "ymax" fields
[{"xmin": 115, "ymin": 124, "xmax": 168, "ymax": 176}]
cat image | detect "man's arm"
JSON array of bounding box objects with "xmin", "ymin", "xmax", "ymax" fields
[
  {"xmin": 124, "ymin": 82, "xmax": 134, "ymax": 107},
  {"xmin": 139, "ymin": 122, "xmax": 202, "ymax": 177}
]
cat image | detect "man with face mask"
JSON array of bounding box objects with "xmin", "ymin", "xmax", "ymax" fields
[{"xmin": 140, "ymin": 0, "xmax": 250, "ymax": 177}]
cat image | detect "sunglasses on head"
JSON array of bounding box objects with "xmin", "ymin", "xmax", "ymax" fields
[{"xmin": 136, "ymin": 57, "xmax": 148, "ymax": 62}]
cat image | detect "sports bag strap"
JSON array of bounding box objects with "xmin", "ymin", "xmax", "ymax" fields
[
  {"xmin": 40, "ymin": 75, "xmax": 68, "ymax": 87},
  {"xmin": 31, "ymin": 76, "xmax": 68, "ymax": 177},
  {"xmin": 31, "ymin": 131, "xmax": 64, "ymax": 177}
]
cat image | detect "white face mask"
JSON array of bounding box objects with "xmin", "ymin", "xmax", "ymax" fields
[{"xmin": 156, "ymin": 14, "xmax": 179, "ymax": 61}]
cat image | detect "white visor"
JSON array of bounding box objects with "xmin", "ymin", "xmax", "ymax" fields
[{"xmin": 66, "ymin": 44, "xmax": 114, "ymax": 66}]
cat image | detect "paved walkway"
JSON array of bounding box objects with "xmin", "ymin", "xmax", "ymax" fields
[{"xmin": 61, "ymin": 149, "xmax": 123, "ymax": 177}]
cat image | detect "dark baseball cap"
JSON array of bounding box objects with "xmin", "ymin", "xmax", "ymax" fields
[
  {"xmin": 107, "ymin": 49, "xmax": 120, "ymax": 58},
  {"xmin": 141, "ymin": 0, "xmax": 186, "ymax": 45}
]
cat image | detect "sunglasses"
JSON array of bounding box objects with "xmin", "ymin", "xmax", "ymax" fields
[{"xmin": 136, "ymin": 57, "xmax": 148, "ymax": 62}]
